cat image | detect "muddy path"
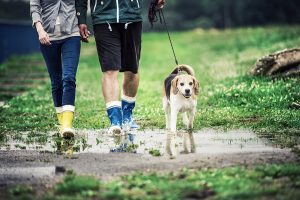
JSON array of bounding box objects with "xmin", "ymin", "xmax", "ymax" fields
[{"xmin": 0, "ymin": 129, "xmax": 299, "ymax": 192}]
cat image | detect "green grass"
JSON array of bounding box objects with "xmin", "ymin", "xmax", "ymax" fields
[
  {"xmin": 0, "ymin": 54, "xmax": 47, "ymax": 101},
  {"xmin": 0, "ymin": 26, "xmax": 300, "ymax": 147},
  {"xmin": 7, "ymin": 164, "xmax": 300, "ymax": 200},
  {"xmin": 1, "ymin": 26, "xmax": 300, "ymax": 200},
  {"xmin": 149, "ymin": 148, "xmax": 162, "ymax": 156}
]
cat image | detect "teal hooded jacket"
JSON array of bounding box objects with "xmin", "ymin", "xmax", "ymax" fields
[{"xmin": 75, "ymin": 0, "xmax": 143, "ymax": 25}]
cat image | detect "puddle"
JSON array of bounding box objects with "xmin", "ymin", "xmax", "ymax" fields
[
  {"xmin": 0, "ymin": 166, "xmax": 57, "ymax": 186},
  {"xmin": 0, "ymin": 129, "xmax": 283, "ymax": 157}
]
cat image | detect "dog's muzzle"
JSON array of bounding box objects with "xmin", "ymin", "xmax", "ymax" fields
[
  {"xmin": 183, "ymin": 94, "xmax": 191, "ymax": 98},
  {"xmin": 183, "ymin": 89, "xmax": 191, "ymax": 98}
]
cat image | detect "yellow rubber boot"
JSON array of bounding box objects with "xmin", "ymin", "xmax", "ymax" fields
[
  {"xmin": 57, "ymin": 113, "xmax": 63, "ymax": 134},
  {"xmin": 62, "ymin": 111, "xmax": 75, "ymax": 139}
]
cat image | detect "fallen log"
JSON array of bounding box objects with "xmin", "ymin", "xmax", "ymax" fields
[{"xmin": 250, "ymin": 48, "xmax": 300, "ymax": 77}]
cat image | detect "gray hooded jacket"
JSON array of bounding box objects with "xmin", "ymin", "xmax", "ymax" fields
[{"xmin": 30, "ymin": 0, "xmax": 79, "ymax": 34}]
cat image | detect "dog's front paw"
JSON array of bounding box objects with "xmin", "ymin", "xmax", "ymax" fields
[
  {"xmin": 181, "ymin": 149, "xmax": 189, "ymax": 154},
  {"xmin": 166, "ymin": 132, "xmax": 178, "ymax": 158},
  {"xmin": 168, "ymin": 149, "xmax": 177, "ymax": 158},
  {"xmin": 187, "ymin": 128, "xmax": 193, "ymax": 133},
  {"xmin": 190, "ymin": 147, "xmax": 196, "ymax": 153},
  {"xmin": 166, "ymin": 142, "xmax": 178, "ymax": 157}
]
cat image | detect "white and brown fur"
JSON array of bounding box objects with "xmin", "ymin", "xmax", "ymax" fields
[{"xmin": 163, "ymin": 64, "xmax": 200, "ymax": 157}]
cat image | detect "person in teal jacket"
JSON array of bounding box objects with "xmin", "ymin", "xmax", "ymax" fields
[{"xmin": 75, "ymin": 0, "xmax": 165, "ymax": 135}]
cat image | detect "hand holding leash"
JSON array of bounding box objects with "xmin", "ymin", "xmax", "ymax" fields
[
  {"xmin": 157, "ymin": 0, "xmax": 165, "ymax": 9},
  {"xmin": 148, "ymin": 0, "xmax": 179, "ymax": 66}
]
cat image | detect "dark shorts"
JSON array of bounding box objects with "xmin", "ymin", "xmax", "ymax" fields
[{"xmin": 93, "ymin": 22, "xmax": 142, "ymax": 74}]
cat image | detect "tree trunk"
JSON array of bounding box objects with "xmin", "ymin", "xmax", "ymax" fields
[{"xmin": 250, "ymin": 48, "xmax": 300, "ymax": 77}]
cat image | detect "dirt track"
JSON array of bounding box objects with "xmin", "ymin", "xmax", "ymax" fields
[{"xmin": 0, "ymin": 129, "xmax": 299, "ymax": 190}]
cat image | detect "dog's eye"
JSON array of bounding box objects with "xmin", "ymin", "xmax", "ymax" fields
[
  {"xmin": 180, "ymin": 83, "xmax": 184, "ymax": 86},
  {"xmin": 189, "ymin": 82, "xmax": 193, "ymax": 86}
]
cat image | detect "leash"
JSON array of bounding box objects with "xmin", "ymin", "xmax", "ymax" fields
[
  {"xmin": 148, "ymin": 1, "xmax": 180, "ymax": 68},
  {"xmin": 159, "ymin": 9, "xmax": 179, "ymax": 66}
]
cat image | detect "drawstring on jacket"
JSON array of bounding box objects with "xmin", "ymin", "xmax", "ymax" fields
[
  {"xmin": 124, "ymin": 22, "xmax": 132, "ymax": 29},
  {"xmin": 106, "ymin": 21, "xmax": 112, "ymax": 31},
  {"xmin": 106, "ymin": 21, "xmax": 132, "ymax": 32}
]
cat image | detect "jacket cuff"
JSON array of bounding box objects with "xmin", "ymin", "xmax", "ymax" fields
[
  {"xmin": 76, "ymin": 11, "xmax": 87, "ymax": 25},
  {"xmin": 31, "ymin": 12, "xmax": 42, "ymax": 28}
]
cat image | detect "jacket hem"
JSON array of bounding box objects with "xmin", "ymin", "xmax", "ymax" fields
[{"xmin": 92, "ymin": 18, "xmax": 142, "ymax": 25}]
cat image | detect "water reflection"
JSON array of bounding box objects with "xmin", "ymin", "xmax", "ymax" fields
[
  {"xmin": 166, "ymin": 130, "xmax": 196, "ymax": 158},
  {"xmin": 0, "ymin": 129, "xmax": 277, "ymax": 158}
]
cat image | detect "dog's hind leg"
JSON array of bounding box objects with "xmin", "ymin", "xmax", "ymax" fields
[
  {"xmin": 187, "ymin": 109, "xmax": 196, "ymax": 130},
  {"xmin": 163, "ymin": 97, "xmax": 171, "ymax": 130},
  {"xmin": 183, "ymin": 132, "xmax": 190, "ymax": 153},
  {"xmin": 165, "ymin": 106, "xmax": 171, "ymax": 130},
  {"xmin": 182, "ymin": 112, "xmax": 189, "ymax": 128},
  {"xmin": 189, "ymin": 131, "xmax": 196, "ymax": 153}
]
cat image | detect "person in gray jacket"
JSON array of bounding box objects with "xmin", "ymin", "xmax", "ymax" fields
[{"xmin": 30, "ymin": 0, "xmax": 81, "ymax": 138}]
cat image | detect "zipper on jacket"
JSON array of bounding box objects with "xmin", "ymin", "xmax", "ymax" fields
[
  {"xmin": 116, "ymin": 0, "xmax": 119, "ymax": 23},
  {"xmin": 136, "ymin": 0, "xmax": 140, "ymax": 8},
  {"xmin": 93, "ymin": 0, "xmax": 98, "ymax": 13}
]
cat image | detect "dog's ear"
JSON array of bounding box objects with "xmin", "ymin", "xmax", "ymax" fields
[
  {"xmin": 193, "ymin": 78, "xmax": 200, "ymax": 95},
  {"xmin": 171, "ymin": 77, "xmax": 179, "ymax": 95}
]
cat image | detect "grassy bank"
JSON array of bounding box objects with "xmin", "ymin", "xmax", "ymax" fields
[
  {"xmin": 0, "ymin": 54, "xmax": 47, "ymax": 102},
  {"xmin": 0, "ymin": 26, "xmax": 300, "ymax": 147},
  {"xmin": 7, "ymin": 164, "xmax": 300, "ymax": 200}
]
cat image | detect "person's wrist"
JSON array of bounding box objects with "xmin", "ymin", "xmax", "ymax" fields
[
  {"xmin": 37, "ymin": 28, "xmax": 44, "ymax": 35},
  {"xmin": 35, "ymin": 22, "xmax": 44, "ymax": 33}
]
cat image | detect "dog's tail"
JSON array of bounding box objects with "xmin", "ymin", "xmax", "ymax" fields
[{"xmin": 170, "ymin": 64, "xmax": 195, "ymax": 76}]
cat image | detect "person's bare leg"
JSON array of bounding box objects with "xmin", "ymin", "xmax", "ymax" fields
[
  {"xmin": 102, "ymin": 70, "xmax": 123, "ymax": 135},
  {"xmin": 102, "ymin": 70, "xmax": 119, "ymax": 102},
  {"xmin": 123, "ymin": 71, "xmax": 139, "ymax": 97}
]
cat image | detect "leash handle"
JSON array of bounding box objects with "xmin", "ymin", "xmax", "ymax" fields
[{"xmin": 159, "ymin": 9, "xmax": 179, "ymax": 66}]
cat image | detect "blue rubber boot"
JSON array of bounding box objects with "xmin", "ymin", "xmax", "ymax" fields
[
  {"xmin": 122, "ymin": 99, "xmax": 139, "ymax": 130},
  {"xmin": 107, "ymin": 103, "xmax": 123, "ymax": 135}
]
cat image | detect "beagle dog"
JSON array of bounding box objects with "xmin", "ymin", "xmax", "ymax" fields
[{"xmin": 163, "ymin": 64, "xmax": 200, "ymax": 157}]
